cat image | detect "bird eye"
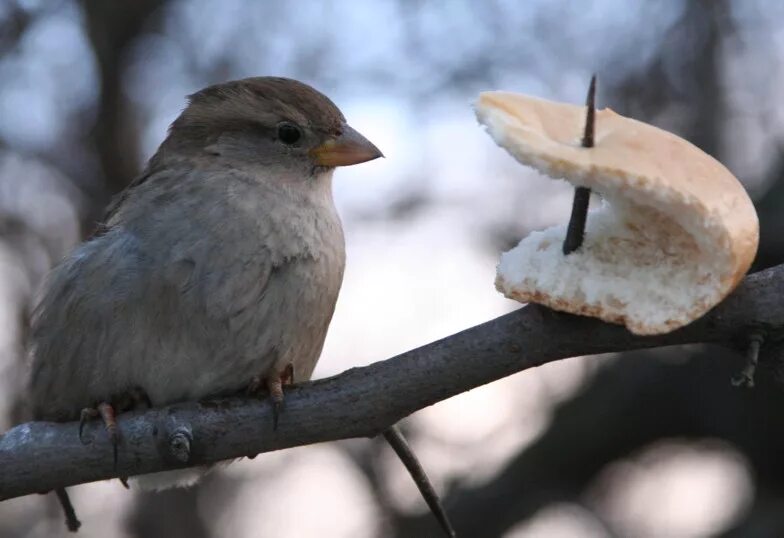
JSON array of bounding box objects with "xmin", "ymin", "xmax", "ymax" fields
[{"xmin": 277, "ymin": 122, "xmax": 302, "ymax": 145}]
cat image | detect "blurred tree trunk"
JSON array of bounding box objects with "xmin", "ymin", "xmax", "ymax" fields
[{"xmin": 80, "ymin": 0, "xmax": 165, "ymax": 229}]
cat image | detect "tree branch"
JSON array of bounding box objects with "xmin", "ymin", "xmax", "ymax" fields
[{"xmin": 2, "ymin": 264, "xmax": 784, "ymax": 501}]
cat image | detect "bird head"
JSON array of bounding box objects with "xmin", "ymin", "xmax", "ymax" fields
[{"xmin": 160, "ymin": 77, "xmax": 383, "ymax": 177}]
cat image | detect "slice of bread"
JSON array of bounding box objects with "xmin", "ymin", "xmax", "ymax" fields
[{"xmin": 475, "ymin": 91, "xmax": 759, "ymax": 335}]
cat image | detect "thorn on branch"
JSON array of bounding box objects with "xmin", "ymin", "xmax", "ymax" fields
[
  {"xmin": 383, "ymin": 425, "xmax": 457, "ymax": 537},
  {"xmin": 563, "ymin": 74, "xmax": 597, "ymax": 256},
  {"xmin": 55, "ymin": 487, "xmax": 81, "ymax": 532},
  {"xmin": 732, "ymin": 331, "xmax": 765, "ymax": 388}
]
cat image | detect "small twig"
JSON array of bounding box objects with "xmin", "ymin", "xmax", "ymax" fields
[
  {"xmin": 732, "ymin": 331, "xmax": 765, "ymax": 388},
  {"xmin": 54, "ymin": 487, "xmax": 80, "ymax": 533},
  {"xmin": 563, "ymin": 74, "xmax": 597, "ymax": 255},
  {"xmin": 383, "ymin": 425, "xmax": 456, "ymax": 537},
  {"xmin": 581, "ymin": 75, "xmax": 597, "ymax": 149},
  {"xmin": 563, "ymin": 187, "xmax": 591, "ymax": 255}
]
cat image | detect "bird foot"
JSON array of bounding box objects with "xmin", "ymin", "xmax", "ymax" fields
[
  {"xmin": 66, "ymin": 387, "xmax": 151, "ymax": 532},
  {"xmin": 732, "ymin": 331, "xmax": 765, "ymax": 388},
  {"xmin": 78, "ymin": 386, "xmax": 152, "ymax": 469},
  {"xmin": 79, "ymin": 402, "xmax": 119, "ymax": 467},
  {"xmin": 247, "ymin": 364, "xmax": 295, "ymax": 431}
]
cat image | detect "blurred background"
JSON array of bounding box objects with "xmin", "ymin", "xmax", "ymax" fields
[{"xmin": 0, "ymin": 0, "xmax": 783, "ymax": 536}]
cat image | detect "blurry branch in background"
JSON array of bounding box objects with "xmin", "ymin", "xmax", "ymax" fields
[
  {"xmin": 79, "ymin": 0, "xmax": 165, "ymax": 222},
  {"xmin": 0, "ymin": 2, "xmax": 32, "ymax": 57},
  {"xmin": 1, "ymin": 263, "xmax": 783, "ymax": 502}
]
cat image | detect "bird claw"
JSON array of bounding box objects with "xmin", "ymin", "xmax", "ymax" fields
[
  {"xmin": 272, "ymin": 399, "xmax": 282, "ymax": 431},
  {"xmin": 78, "ymin": 407, "xmax": 99, "ymax": 444},
  {"xmin": 79, "ymin": 402, "xmax": 120, "ymax": 467},
  {"xmin": 247, "ymin": 364, "xmax": 294, "ymax": 431},
  {"xmin": 97, "ymin": 402, "xmax": 120, "ymax": 469},
  {"xmin": 68, "ymin": 389, "xmax": 151, "ymax": 531},
  {"xmin": 246, "ymin": 375, "xmax": 263, "ymax": 396},
  {"xmin": 282, "ymin": 363, "xmax": 295, "ymax": 385},
  {"xmin": 268, "ymin": 376, "xmax": 285, "ymax": 432}
]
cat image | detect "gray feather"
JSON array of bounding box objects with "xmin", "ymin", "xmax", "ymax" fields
[{"xmin": 29, "ymin": 165, "xmax": 345, "ymax": 421}]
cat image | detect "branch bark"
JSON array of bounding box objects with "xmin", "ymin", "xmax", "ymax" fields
[{"xmin": 2, "ymin": 264, "xmax": 783, "ymax": 501}]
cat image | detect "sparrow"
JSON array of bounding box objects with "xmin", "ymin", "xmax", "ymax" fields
[{"xmin": 27, "ymin": 76, "xmax": 382, "ymax": 530}]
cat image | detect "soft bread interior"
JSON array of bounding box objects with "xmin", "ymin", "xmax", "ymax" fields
[{"xmin": 476, "ymin": 91, "xmax": 759, "ymax": 335}]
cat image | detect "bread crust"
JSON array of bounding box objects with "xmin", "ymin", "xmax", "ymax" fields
[{"xmin": 476, "ymin": 91, "xmax": 759, "ymax": 334}]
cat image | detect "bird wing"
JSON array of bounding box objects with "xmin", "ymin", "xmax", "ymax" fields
[{"xmin": 29, "ymin": 168, "xmax": 288, "ymax": 417}]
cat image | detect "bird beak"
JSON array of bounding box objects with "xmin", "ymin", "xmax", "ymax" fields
[{"xmin": 310, "ymin": 124, "xmax": 383, "ymax": 167}]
